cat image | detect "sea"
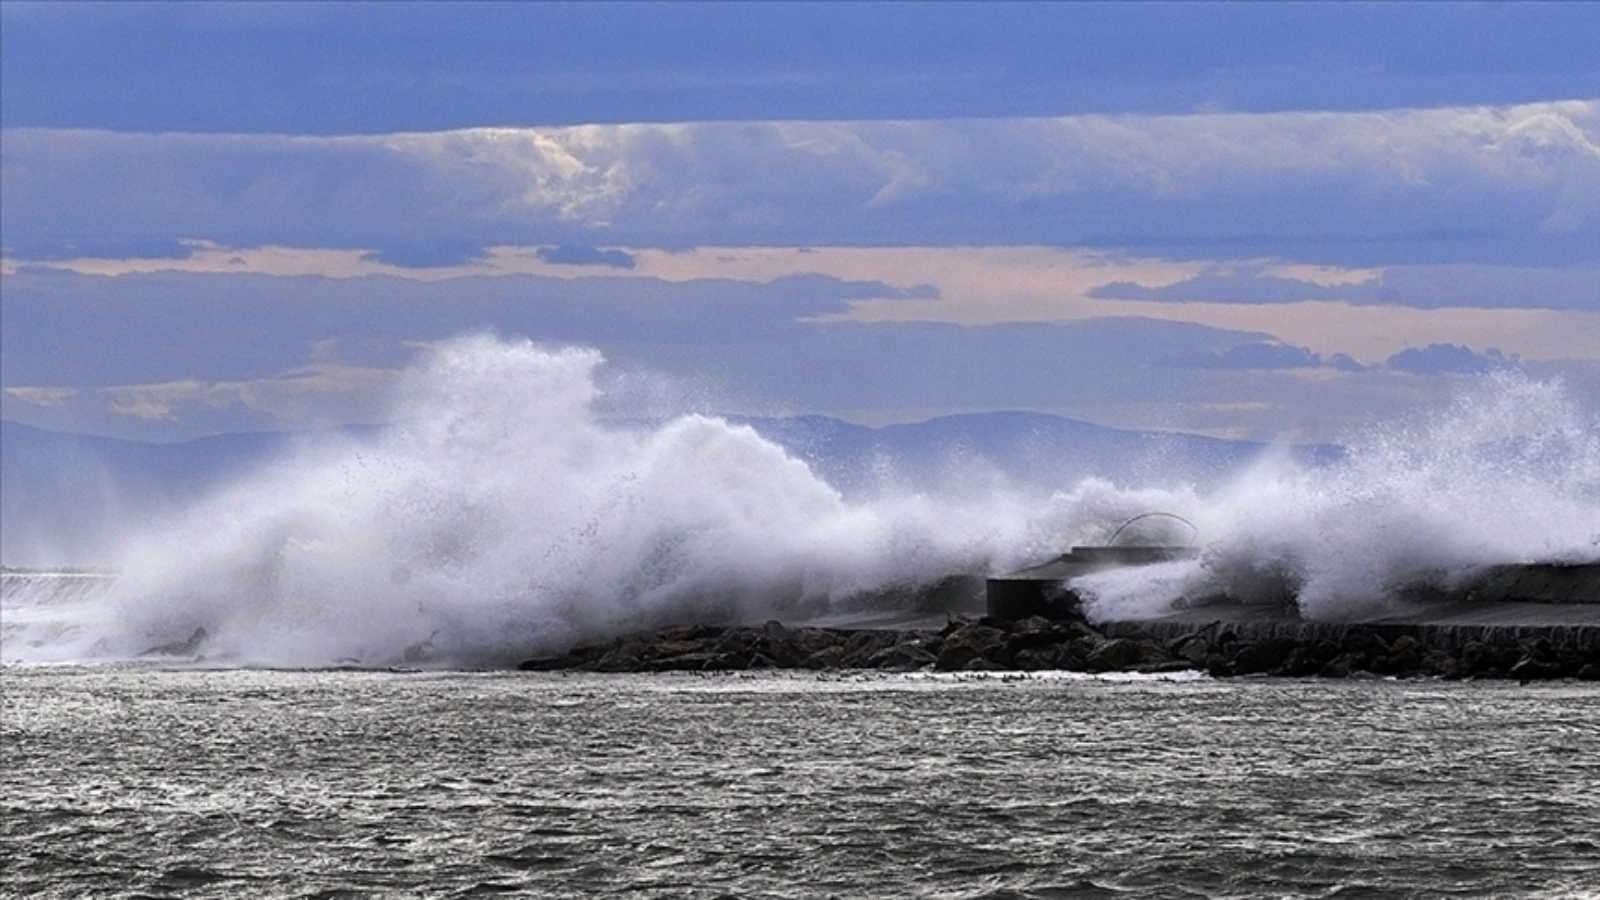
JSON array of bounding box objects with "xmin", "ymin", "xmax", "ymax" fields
[
  {"xmin": 5, "ymin": 666, "xmax": 1598, "ymax": 899},
  {"xmin": 4, "ymin": 337, "xmax": 1599, "ymax": 897}
]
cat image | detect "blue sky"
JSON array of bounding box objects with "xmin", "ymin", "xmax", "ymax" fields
[{"xmin": 1, "ymin": 2, "xmax": 1596, "ymax": 442}]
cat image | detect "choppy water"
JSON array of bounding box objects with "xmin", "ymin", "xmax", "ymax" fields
[{"xmin": 4, "ymin": 668, "xmax": 1598, "ymax": 899}]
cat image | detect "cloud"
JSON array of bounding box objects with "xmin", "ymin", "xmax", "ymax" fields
[
  {"xmin": 534, "ymin": 245, "xmax": 637, "ymax": 269},
  {"xmin": 4, "ymin": 101, "xmax": 1596, "ymax": 265},
  {"xmin": 4, "ymin": 265, "xmax": 1594, "ymax": 443},
  {"xmin": 1182, "ymin": 342, "xmax": 1328, "ymax": 371},
  {"xmin": 0, "ymin": 269, "xmax": 934, "ymax": 388},
  {"xmin": 0, "ymin": 238, "xmax": 197, "ymax": 262},
  {"xmin": 3, "ymin": 386, "xmax": 78, "ymax": 407},
  {"xmin": 1090, "ymin": 265, "xmax": 1600, "ymax": 312},
  {"xmin": 1093, "ymin": 273, "xmax": 1372, "ymax": 304},
  {"xmin": 6, "ymin": 4, "xmax": 1598, "ymax": 135},
  {"xmin": 1384, "ymin": 344, "xmax": 1516, "ymax": 375}
]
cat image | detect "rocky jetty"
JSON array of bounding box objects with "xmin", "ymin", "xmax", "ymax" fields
[{"xmin": 519, "ymin": 615, "xmax": 1600, "ymax": 681}]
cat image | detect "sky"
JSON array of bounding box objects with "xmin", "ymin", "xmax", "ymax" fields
[{"xmin": 1, "ymin": 1, "xmax": 1596, "ymax": 443}]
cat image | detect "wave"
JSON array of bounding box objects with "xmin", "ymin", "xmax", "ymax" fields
[{"xmin": 4, "ymin": 337, "xmax": 1596, "ymax": 668}]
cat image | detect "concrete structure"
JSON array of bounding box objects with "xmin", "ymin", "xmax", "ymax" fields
[{"xmin": 985, "ymin": 546, "xmax": 1198, "ymax": 620}]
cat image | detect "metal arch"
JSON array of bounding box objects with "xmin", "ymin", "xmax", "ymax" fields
[{"xmin": 1106, "ymin": 512, "xmax": 1198, "ymax": 547}]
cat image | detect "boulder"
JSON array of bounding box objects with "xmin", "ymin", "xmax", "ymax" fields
[
  {"xmin": 657, "ymin": 623, "xmax": 725, "ymax": 643},
  {"xmin": 1231, "ymin": 637, "xmax": 1300, "ymax": 675},
  {"xmin": 518, "ymin": 653, "xmax": 581, "ymax": 671},
  {"xmin": 1012, "ymin": 646, "xmax": 1067, "ymax": 670},
  {"xmin": 643, "ymin": 652, "xmax": 722, "ymax": 672},
  {"xmin": 869, "ymin": 641, "xmax": 938, "ymax": 670},
  {"xmin": 937, "ymin": 624, "xmax": 1008, "ymax": 671},
  {"xmin": 1461, "ymin": 640, "xmax": 1499, "ymax": 676},
  {"xmin": 141, "ymin": 627, "xmax": 209, "ymax": 658},
  {"xmin": 1274, "ymin": 640, "xmax": 1337, "ymax": 677},
  {"xmin": 1420, "ymin": 649, "xmax": 1462, "ymax": 679},
  {"xmin": 803, "ymin": 646, "xmax": 849, "ymax": 669},
  {"xmin": 840, "ymin": 631, "xmax": 898, "ymax": 667},
  {"xmin": 1133, "ymin": 639, "xmax": 1171, "ymax": 665},
  {"xmin": 1086, "ymin": 638, "xmax": 1141, "ymax": 672},
  {"xmin": 1509, "ymin": 656, "xmax": 1564, "ymax": 683},
  {"xmin": 1175, "ymin": 637, "xmax": 1211, "ymax": 667},
  {"xmin": 792, "ymin": 627, "xmax": 844, "ymax": 656},
  {"xmin": 1387, "ymin": 635, "xmax": 1427, "ymax": 675},
  {"xmin": 1136, "ymin": 660, "xmax": 1198, "ymax": 675},
  {"xmin": 1003, "ymin": 616, "xmax": 1071, "ymax": 654},
  {"xmin": 1318, "ymin": 652, "xmax": 1366, "ymax": 679},
  {"xmin": 712, "ymin": 629, "xmax": 761, "ymax": 657},
  {"xmin": 594, "ymin": 636, "xmax": 656, "ymax": 672}
]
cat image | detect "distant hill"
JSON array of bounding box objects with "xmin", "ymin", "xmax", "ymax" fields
[
  {"xmin": 0, "ymin": 415, "xmax": 1339, "ymax": 566},
  {"xmin": 734, "ymin": 411, "xmax": 1340, "ymax": 494}
]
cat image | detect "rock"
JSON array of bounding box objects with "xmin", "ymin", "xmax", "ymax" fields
[
  {"xmin": 1206, "ymin": 653, "xmax": 1236, "ymax": 678},
  {"xmin": 1318, "ymin": 652, "xmax": 1366, "ymax": 679},
  {"xmin": 1461, "ymin": 640, "xmax": 1499, "ymax": 676},
  {"xmin": 518, "ymin": 653, "xmax": 581, "ymax": 671},
  {"xmin": 792, "ymin": 627, "xmax": 843, "ymax": 656},
  {"xmin": 1420, "ymin": 649, "xmax": 1462, "ymax": 679},
  {"xmin": 141, "ymin": 626, "xmax": 209, "ymax": 658},
  {"xmin": 643, "ymin": 652, "xmax": 721, "ymax": 672},
  {"xmin": 869, "ymin": 642, "xmax": 938, "ymax": 671},
  {"xmin": 515, "ymin": 619, "xmax": 1596, "ymax": 681},
  {"xmin": 1136, "ymin": 660, "xmax": 1198, "ymax": 675},
  {"xmin": 1528, "ymin": 637, "xmax": 1556, "ymax": 662},
  {"xmin": 1059, "ymin": 639, "xmax": 1095, "ymax": 671},
  {"xmin": 657, "ymin": 623, "xmax": 725, "ymax": 643},
  {"xmin": 801, "ymin": 646, "xmax": 848, "ymax": 669},
  {"xmin": 712, "ymin": 629, "xmax": 761, "ymax": 657},
  {"xmin": 1060, "ymin": 621, "xmax": 1106, "ymax": 644},
  {"xmin": 1509, "ymin": 656, "xmax": 1564, "ymax": 683},
  {"xmin": 1133, "ymin": 638, "xmax": 1171, "ymax": 665},
  {"xmin": 1231, "ymin": 637, "xmax": 1300, "ymax": 675},
  {"xmin": 1387, "ymin": 635, "xmax": 1426, "ymax": 675},
  {"xmin": 1003, "ymin": 616, "xmax": 1070, "ymax": 654},
  {"xmin": 937, "ymin": 624, "xmax": 1008, "ymax": 671},
  {"xmin": 1086, "ymin": 638, "xmax": 1141, "ymax": 672},
  {"xmin": 1176, "ymin": 637, "xmax": 1211, "ymax": 666},
  {"xmin": 840, "ymin": 631, "xmax": 897, "ymax": 667},
  {"xmin": 1274, "ymin": 640, "xmax": 1337, "ymax": 678},
  {"xmin": 1339, "ymin": 629, "xmax": 1391, "ymax": 665},
  {"xmin": 653, "ymin": 639, "xmax": 712, "ymax": 659},
  {"xmin": 594, "ymin": 636, "xmax": 656, "ymax": 672},
  {"xmin": 1012, "ymin": 646, "xmax": 1067, "ymax": 670}
]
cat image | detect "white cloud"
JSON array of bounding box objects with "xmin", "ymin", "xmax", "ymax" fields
[
  {"xmin": 3, "ymin": 386, "xmax": 78, "ymax": 408},
  {"xmin": 4, "ymin": 101, "xmax": 1595, "ymax": 260}
]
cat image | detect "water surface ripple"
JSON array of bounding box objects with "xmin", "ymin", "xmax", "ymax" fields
[{"xmin": 3, "ymin": 669, "xmax": 1598, "ymax": 898}]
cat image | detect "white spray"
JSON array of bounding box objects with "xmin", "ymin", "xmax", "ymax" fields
[{"xmin": 4, "ymin": 338, "xmax": 1596, "ymax": 666}]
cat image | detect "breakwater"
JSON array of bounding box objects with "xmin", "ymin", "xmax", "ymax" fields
[{"xmin": 519, "ymin": 614, "xmax": 1600, "ymax": 681}]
